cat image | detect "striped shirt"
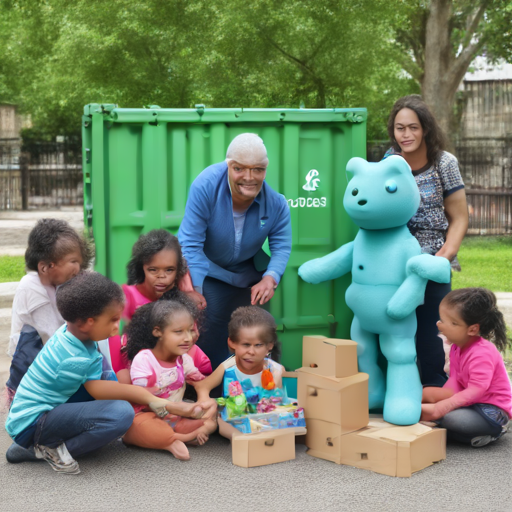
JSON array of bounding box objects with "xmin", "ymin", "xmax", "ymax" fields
[{"xmin": 6, "ymin": 324, "xmax": 103, "ymax": 438}]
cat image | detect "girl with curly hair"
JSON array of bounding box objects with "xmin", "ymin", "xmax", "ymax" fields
[
  {"xmin": 123, "ymin": 300, "xmax": 217, "ymax": 460},
  {"xmin": 109, "ymin": 230, "xmax": 211, "ymax": 381}
]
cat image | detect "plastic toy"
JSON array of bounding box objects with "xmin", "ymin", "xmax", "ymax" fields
[
  {"xmin": 298, "ymin": 156, "xmax": 451, "ymax": 425},
  {"xmin": 261, "ymin": 368, "xmax": 276, "ymax": 390},
  {"xmin": 217, "ymin": 375, "xmax": 304, "ymax": 433},
  {"xmin": 217, "ymin": 380, "xmax": 249, "ymax": 419}
]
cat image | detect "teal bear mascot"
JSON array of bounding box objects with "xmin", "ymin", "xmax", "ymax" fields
[{"xmin": 298, "ymin": 156, "xmax": 451, "ymax": 425}]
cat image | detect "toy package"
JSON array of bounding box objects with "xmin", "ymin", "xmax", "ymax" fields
[{"xmin": 216, "ymin": 369, "xmax": 306, "ymax": 434}]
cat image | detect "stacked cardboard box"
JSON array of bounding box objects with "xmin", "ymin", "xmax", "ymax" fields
[
  {"xmin": 298, "ymin": 335, "xmax": 446, "ymax": 477},
  {"xmin": 297, "ymin": 335, "xmax": 370, "ymax": 449}
]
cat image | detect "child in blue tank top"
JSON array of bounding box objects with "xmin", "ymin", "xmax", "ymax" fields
[{"xmin": 195, "ymin": 306, "xmax": 287, "ymax": 438}]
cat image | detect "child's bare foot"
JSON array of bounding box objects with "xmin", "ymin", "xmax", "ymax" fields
[{"xmin": 167, "ymin": 440, "xmax": 190, "ymax": 460}]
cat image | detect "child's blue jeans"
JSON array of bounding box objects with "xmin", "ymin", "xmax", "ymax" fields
[
  {"xmin": 436, "ymin": 404, "xmax": 509, "ymax": 444},
  {"xmin": 16, "ymin": 400, "xmax": 134, "ymax": 458}
]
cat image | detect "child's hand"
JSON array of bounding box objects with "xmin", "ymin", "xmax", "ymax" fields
[
  {"xmin": 420, "ymin": 403, "xmax": 437, "ymax": 422},
  {"xmin": 198, "ymin": 398, "xmax": 218, "ymax": 421},
  {"xmin": 195, "ymin": 427, "xmax": 210, "ymax": 445},
  {"xmin": 185, "ymin": 290, "xmax": 207, "ymax": 310}
]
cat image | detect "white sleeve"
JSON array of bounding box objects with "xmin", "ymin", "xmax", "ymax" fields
[
  {"xmin": 27, "ymin": 305, "xmax": 64, "ymax": 344},
  {"xmin": 222, "ymin": 355, "xmax": 237, "ymax": 370}
]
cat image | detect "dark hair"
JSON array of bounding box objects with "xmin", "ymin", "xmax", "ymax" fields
[
  {"xmin": 387, "ymin": 95, "xmax": 447, "ymax": 165},
  {"xmin": 228, "ymin": 306, "xmax": 280, "ymax": 360},
  {"xmin": 56, "ymin": 271, "xmax": 124, "ymax": 323},
  {"xmin": 25, "ymin": 218, "xmax": 92, "ymax": 271},
  {"xmin": 125, "ymin": 296, "xmax": 198, "ymax": 361},
  {"xmin": 126, "ymin": 230, "xmax": 187, "ymax": 285},
  {"xmin": 442, "ymin": 288, "xmax": 509, "ymax": 352}
]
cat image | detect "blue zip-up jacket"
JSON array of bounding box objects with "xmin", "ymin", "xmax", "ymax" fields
[{"xmin": 178, "ymin": 161, "xmax": 292, "ymax": 289}]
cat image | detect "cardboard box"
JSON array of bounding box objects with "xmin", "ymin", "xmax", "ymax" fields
[
  {"xmin": 301, "ymin": 336, "xmax": 358, "ymax": 378},
  {"xmin": 232, "ymin": 429, "xmax": 296, "ymax": 468},
  {"xmin": 306, "ymin": 418, "xmax": 446, "ymax": 477},
  {"xmin": 297, "ymin": 370, "xmax": 369, "ymax": 431}
]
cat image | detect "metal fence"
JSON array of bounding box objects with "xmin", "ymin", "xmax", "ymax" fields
[
  {"xmin": 367, "ymin": 139, "xmax": 512, "ymax": 235},
  {"xmin": 1, "ymin": 137, "xmax": 511, "ymax": 235},
  {"xmin": 0, "ymin": 140, "xmax": 83, "ymax": 210}
]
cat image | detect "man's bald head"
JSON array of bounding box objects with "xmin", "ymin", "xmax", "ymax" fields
[{"xmin": 226, "ymin": 133, "xmax": 269, "ymax": 167}]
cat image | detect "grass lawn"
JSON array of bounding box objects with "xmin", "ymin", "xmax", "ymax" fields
[
  {"xmin": 0, "ymin": 255, "xmax": 25, "ymax": 283},
  {"xmin": 452, "ymin": 236, "xmax": 512, "ymax": 292},
  {"xmin": 0, "ymin": 235, "xmax": 511, "ymax": 287}
]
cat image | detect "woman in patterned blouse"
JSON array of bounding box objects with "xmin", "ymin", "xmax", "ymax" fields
[{"xmin": 385, "ymin": 95, "xmax": 469, "ymax": 388}]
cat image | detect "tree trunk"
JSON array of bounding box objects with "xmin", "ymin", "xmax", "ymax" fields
[
  {"xmin": 421, "ymin": 0, "xmax": 486, "ymax": 144},
  {"xmin": 422, "ymin": 0, "xmax": 457, "ymax": 137}
]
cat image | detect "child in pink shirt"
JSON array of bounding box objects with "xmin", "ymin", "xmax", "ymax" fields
[
  {"xmin": 108, "ymin": 230, "xmax": 211, "ymax": 380},
  {"xmin": 122, "ymin": 300, "xmax": 217, "ymax": 460},
  {"xmin": 421, "ymin": 288, "xmax": 511, "ymax": 447}
]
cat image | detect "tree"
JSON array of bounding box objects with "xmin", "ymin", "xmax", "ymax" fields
[
  {"xmin": 0, "ymin": 0, "xmax": 416, "ymax": 140},
  {"xmin": 396, "ymin": 0, "xmax": 512, "ymax": 136}
]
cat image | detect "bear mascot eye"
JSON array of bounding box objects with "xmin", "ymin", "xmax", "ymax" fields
[
  {"xmin": 352, "ymin": 188, "xmax": 359, "ymax": 196},
  {"xmin": 385, "ymin": 180, "xmax": 397, "ymax": 193}
]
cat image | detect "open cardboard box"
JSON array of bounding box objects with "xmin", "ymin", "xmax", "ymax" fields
[
  {"xmin": 306, "ymin": 417, "xmax": 446, "ymax": 477},
  {"xmin": 297, "ymin": 370, "xmax": 369, "ymax": 432},
  {"xmin": 302, "ymin": 335, "xmax": 358, "ymax": 378},
  {"xmin": 232, "ymin": 429, "xmax": 296, "ymax": 468}
]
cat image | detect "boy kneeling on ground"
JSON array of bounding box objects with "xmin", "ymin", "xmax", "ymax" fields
[{"xmin": 5, "ymin": 272, "xmax": 213, "ymax": 474}]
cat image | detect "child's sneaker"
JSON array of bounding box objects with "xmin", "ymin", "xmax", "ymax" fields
[
  {"xmin": 34, "ymin": 443, "xmax": 81, "ymax": 474},
  {"xmin": 470, "ymin": 435, "xmax": 494, "ymax": 448}
]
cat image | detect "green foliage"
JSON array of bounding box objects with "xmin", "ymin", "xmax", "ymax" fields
[
  {"xmin": 0, "ymin": 0, "xmax": 416, "ymax": 140},
  {"xmin": 1, "ymin": 0, "xmax": 510, "ymax": 140},
  {"xmin": 0, "ymin": 255, "xmax": 26, "ymax": 283},
  {"xmin": 452, "ymin": 236, "xmax": 512, "ymax": 292},
  {"xmin": 395, "ymin": 0, "xmax": 512, "ymax": 84}
]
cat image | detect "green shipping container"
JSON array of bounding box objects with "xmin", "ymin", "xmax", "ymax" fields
[{"xmin": 82, "ymin": 104, "xmax": 366, "ymax": 370}]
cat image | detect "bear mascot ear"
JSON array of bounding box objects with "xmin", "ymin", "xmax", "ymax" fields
[
  {"xmin": 346, "ymin": 157, "xmax": 367, "ymax": 181},
  {"xmin": 379, "ymin": 155, "xmax": 413, "ymax": 177},
  {"xmin": 347, "ymin": 155, "xmax": 412, "ymax": 181}
]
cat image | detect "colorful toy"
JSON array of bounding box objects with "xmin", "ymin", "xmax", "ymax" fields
[
  {"xmin": 217, "ymin": 381, "xmax": 249, "ymax": 419},
  {"xmin": 261, "ymin": 368, "xmax": 276, "ymax": 390},
  {"xmin": 216, "ymin": 373, "xmax": 303, "ymax": 433},
  {"xmin": 298, "ymin": 156, "xmax": 451, "ymax": 425}
]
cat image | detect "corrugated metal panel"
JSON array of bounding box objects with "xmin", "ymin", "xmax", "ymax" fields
[{"xmin": 83, "ymin": 105, "xmax": 367, "ymax": 369}]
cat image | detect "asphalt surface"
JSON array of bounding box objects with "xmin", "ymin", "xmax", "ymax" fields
[{"xmin": 1, "ymin": 209, "xmax": 511, "ymax": 511}]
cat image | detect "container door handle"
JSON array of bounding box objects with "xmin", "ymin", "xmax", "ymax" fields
[{"xmin": 264, "ymin": 439, "xmax": 274, "ymax": 447}]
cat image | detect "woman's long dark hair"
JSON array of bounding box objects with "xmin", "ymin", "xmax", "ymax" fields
[{"xmin": 387, "ymin": 95, "xmax": 447, "ymax": 165}]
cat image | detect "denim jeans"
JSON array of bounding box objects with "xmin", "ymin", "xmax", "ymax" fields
[
  {"xmin": 437, "ymin": 404, "xmax": 509, "ymax": 444},
  {"xmin": 31, "ymin": 400, "xmax": 134, "ymax": 458},
  {"xmin": 198, "ymin": 277, "xmax": 252, "ymax": 371}
]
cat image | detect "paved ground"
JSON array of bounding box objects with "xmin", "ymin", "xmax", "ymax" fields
[
  {"xmin": 0, "ymin": 208, "xmax": 84, "ymax": 256},
  {"xmin": 0, "ymin": 413, "xmax": 510, "ymax": 512},
  {"xmin": 0, "ymin": 210, "xmax": 511, "ymax": 511}
]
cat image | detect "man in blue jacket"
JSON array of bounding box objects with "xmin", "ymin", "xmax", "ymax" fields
[{"xmin": 179, "ymin": 133, "xmax": 292, "ymax": 370}]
